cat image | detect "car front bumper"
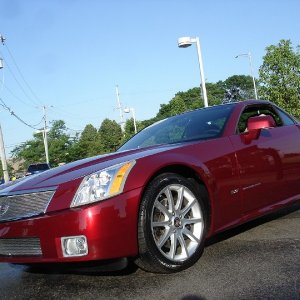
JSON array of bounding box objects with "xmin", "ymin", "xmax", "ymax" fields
[{"xmin": 0, "ymin": 188, "xmax": 141, "ymax": 264}]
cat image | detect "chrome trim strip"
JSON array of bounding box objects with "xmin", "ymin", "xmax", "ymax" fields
[
  {"xmin": 0, "ymin": 186, "xmax": 57, "ymax": 197},
  {"xmin": 0, "ymin": 238, "xmax": 42, "ymax": 256}
]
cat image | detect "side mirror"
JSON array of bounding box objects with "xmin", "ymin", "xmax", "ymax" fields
[{"xmin": 241, "ymin": 128, "xmax": 261, "ymax": 144}]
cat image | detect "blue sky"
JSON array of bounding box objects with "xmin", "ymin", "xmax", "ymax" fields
[{"xmin": 0, "ymin": 0, "xmax": 299, "ymax": 157}]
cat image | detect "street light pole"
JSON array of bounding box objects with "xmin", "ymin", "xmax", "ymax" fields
[
  {"xmin": 178, "ymin": 36, "xmax": 208, "ymax": 107},
  {"xmin": 124, "ymin": 107, "xmax": 137, "ymax": 134},
  {"xmin": 235, "ymin": 52, "xmax": 258, "ymax": 99}
]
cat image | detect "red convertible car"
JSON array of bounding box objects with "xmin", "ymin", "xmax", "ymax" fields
[{"xmin": 0, "ymin": 100, "xmax": 299, "ymax": 273}]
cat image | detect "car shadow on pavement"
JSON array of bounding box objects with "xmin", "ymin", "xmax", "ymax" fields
[
  {"xmin": 10, "ymin": 258, "xmax": 139, "ymax": 277},
  {"xmin": 12, "ymin": 201, "xmax": 299, "ymax": 277}
]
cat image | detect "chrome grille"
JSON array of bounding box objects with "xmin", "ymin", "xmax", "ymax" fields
[
  {"xmin": 0, "ymin": 238, "xmax": 42, "ymax": 256},
  {"xmin": 0, "ymin": 190, "xmax": 55, "ymax": 222}
]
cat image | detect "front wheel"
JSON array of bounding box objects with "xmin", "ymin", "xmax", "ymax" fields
[{"xmin": 135, "ymin": 173, "xmax": 208, "ymax": 273}]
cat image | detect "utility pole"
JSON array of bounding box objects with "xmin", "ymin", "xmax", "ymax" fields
[
  {"xmin": 0, "ymin": 42, "xmax": 9, "ymax": 182},
  {"xmin": 115, "ymin": 85, "xmax": 125, "ymax": 132},
  {"xmin": 0, "ymin": 124, "xmax": 9, "ymax": 183},
  {"xmin": 36, "ymin": 105, "xmax": 50, "ymax": 164},
  {"xmin": 42, "ymin": 105, "xmax": 49, "ymax": 164}
]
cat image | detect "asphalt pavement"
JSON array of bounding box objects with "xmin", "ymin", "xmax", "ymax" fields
[{"xmin": 0, "ymin": 202, "xmax": 299, "ymax": 300}]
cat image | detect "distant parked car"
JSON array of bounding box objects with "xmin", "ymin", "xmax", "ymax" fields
[{"xmin": 25, "ymin": 163, "xmax": 51, "ymax": 176}]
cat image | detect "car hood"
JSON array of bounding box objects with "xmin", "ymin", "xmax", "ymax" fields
[{"xmin": 0, "ymin": 143, "xmax": 187, "ymax": 195}]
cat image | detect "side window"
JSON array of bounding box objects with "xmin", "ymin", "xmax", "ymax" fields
[
  {"xmin": 274, "ymin": 107, "xmax": 296, "ymax": 125},
  {"xmin": 237, "ymin": 105, "xmax": 283, "ymax": 133}
]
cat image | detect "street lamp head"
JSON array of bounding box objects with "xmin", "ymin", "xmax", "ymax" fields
[
  {"xmin": 178, "ymin": 37, "xmax": 193, "ymax": 48},
  {"xmin": 235, "ymin": 53, "xmax": 249, "ymax": 59}
]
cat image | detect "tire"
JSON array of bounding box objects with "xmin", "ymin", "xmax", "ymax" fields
[{"xmin": 135, "ymin": 173, "xmax": 208, "ymax": 273}]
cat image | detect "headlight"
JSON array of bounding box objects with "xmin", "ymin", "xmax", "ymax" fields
[{"xmin": 71, "ymin": 160, "xmax": 136, "ymax": 207}]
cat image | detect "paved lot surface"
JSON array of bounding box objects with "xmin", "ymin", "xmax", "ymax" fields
[{"xmin": 0, "ymin": 202, "xmax": 299, "ymax": 300}]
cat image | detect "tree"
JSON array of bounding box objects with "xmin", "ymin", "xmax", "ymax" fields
[
  {"xmin": 156, "ymin": 88, "xmax": 201, "ymax": 120},
  {"xmin": 175, "ymin": 87, "xmax": 202, "ymax": 109},
  {"xmin": 206, "ymin": 82, "xmax": 224, "ymax": 105},
  {"xmin": 98, "ymin": 119, "xmax": 123, "ymax": 153},
  {"xmin": 156, "ymin": 95, "xmax": 188, "ymax": 119},
  {"xmin": 122, "ymin": 118, "xmax": 143, "ymax": 143},
  {"xmin": 69, "ymin": 124, "xmax": 102, "ymax": 160},
  {"xmin": 259, "ymin": 39, "xmax": 300, "ymax": 118},
  {"xmin": 222, "ymin": 75, "xmax": 256, "ymax": 100},
  {"xmin": 48, "ymin": 120, "xmax": 74, "ymax": 165},
  {"xmin": 11, "ymin": 134, "xmax": 46, "ymax": 171},
  {"xmin": 12, "ymin": 120, "xmax": 74, "ymax": 170},
  {"xmin": 0, "ymin": 161, "xmax": 14, "ymax": 180}
]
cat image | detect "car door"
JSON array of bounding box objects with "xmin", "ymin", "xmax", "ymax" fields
[{"xmin": 229, "ymin": 104, "xmax": 300, "ymax": 213}]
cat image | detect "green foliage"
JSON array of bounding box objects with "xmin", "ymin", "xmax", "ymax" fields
[
  {"xmin": 156, "ymin": 95, "xmax": 188, "ymax": 119},
  {"xmin": 259, "ymin": 39, "xmax": 300, "ymax": 118},
  {"xmin": 68, "ymin": 124, "xmax": 102, "ymax": 160},
  {"xmin": 175, "ymin": 87, "xmax": 202, "ymax": 109},
  {"xmin": 11, "ymin": 120, "xmax": 74, "ymax": 169},
  {"xmin": 48, "ymin": 120, "xmax": 74, "ymax": 165},
  {"xmin": 206, "ymin": 82, "xmax": 224, "ymax": 105},
  {"xmin": 122, "ymin": 118, "xmax": 144, "ymax": 143},
  {"xmin": 156, "ymin": 87, "xmax": 201, "ymax": 120},
  {"xmin": 138, "ymin": 117, "xmax": 161, "ymax": 133},
  {"xmin": 11, "ymin": 139, "xmax": 46, "ymax": 171},
  {"xmin": 222, "ymin": 75, "xmax": 257, "ymax": 100},
  {"xmin": 98, "ymin": 119, "xmax": 123, "ymax": 153},
  {"xmin": 0, "ymin": 161, "xmax": 14, "ymax": 179}
]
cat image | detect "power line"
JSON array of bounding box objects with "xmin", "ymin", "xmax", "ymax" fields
[
  {"xmin": 66, "ymin": 127, "xmax": 83, "ymax": 133},
  {"xmin": 49, "ymin": 106, "xmax": 88, "ymax": 119},
  {"xmin": 4, "ymin": 42, "xmax": 43, "ymax": 105},
  {"xmin": 3, "ymin": 83, "xmax": 34, "ymax": 106},
  {"xmin": 0, "ymin": 55, "xmax": 39, "ymax": 106},
  {"xmin": 0, "ymin": 34, "xmax": 41, "ymax": 107},
  {"xmin": 0, "ymin": 97, "xmax": 42, "ymax": 130}
]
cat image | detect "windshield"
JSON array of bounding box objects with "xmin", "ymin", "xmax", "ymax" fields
[{"xmin": 118, "ymin": 103, "xmax": 235, "ymax": 151}]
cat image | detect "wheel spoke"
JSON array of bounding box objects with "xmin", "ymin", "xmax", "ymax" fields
[
  {"xmin": 180, "ymin": 198, "xmax": 196, "ymax": 217},
  {"xmin": 183, "ymin": 227, "xmax": 200, "ymax": 244},
  {"xmin": 165, "ymin": 187, "xmax": 175, "ymax": 214},
  {"xmin": 175, "ymin": 186, "xmax": 184, "ymax": 211},
  {"xmin": 178, "ymin": 233, "xmax": 189, "ymax": 259},
  {"xmin": 168, "ymin": 232, "xmax": 178, "ymax": 259},
  {"xmin": 158, "ymin": 226, "xmax": 172, "ymax": 248},
  {"xmin": 182, "ymin": 217, "xmax": 202, "ymax": 226},
  {"xmin": 152, "ymin": 220, "xmax": 170, "ymax": 227},
  {"xmin": 154, "ymin": 200, "xmax": 171, "ymax": 219}
]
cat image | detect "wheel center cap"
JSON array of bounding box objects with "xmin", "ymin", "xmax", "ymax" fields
[{"xmin": 174, "ymin": 217, "xmax": 181, "ymax": 228}]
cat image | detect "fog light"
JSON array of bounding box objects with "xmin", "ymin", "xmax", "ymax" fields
[{"xmin": 61, "ymin": 235, "xmax": 88, "ymax": 257}]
